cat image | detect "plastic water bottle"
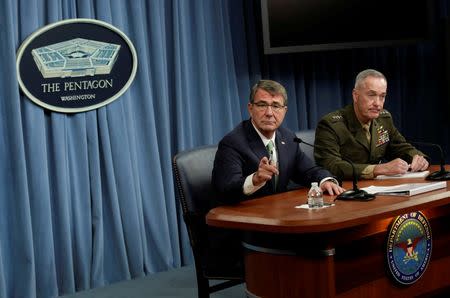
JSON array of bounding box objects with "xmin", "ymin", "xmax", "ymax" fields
[{"xmin": 307, "ymin": 182, "xmax": 324, "ymax": 208}]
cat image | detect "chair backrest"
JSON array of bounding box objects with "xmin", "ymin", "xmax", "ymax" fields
[
  {"xmin": 173, "ymin": 145, "xmax": 218, "ymax": 218},
  {"xmin": 295, "ymin": 129, "xmax": 316, "ymax": 161},
  {"xmin": 172, "ymin": 145, "xmax": 243, "ymax": 297}
]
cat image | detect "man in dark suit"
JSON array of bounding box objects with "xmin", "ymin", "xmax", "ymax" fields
[{"xmin": 213, "ymin": 80, "xmax": 344, "ymax": 204}]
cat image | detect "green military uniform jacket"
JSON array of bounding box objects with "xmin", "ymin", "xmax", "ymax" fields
[{"xmin": 314, "ymin": 104, "xmax": 425, "ymax": 180}]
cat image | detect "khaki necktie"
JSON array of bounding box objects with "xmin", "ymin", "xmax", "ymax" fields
[
  {"xmin": 363, "ymin": 124, "xmax": 371, "ymax": 144},
  {"xmin": 266, "ymin": 140, "xmax": 278, "ymax": 190}
]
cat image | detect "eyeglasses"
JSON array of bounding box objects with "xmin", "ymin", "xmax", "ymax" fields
[{"xmin": 252, "ymin": 102, "xmax": 286, "ymax": 112}]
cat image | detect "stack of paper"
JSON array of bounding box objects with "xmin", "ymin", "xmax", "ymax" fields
[
  {"xmin": 361, "ymin": 181, "xmax": 447, "ymax": 196},
  {"xmin": 375, "ymin": 170, "xmax": 430, "ymax": 180}
]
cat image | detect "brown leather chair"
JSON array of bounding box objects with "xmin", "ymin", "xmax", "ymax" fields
[{"xmin": 172, "ymin": 145, "xmax": 244, "ymax": 298}]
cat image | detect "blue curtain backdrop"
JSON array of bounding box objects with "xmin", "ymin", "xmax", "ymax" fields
[{"xmin": 1, "ymin": 0, "xmax": 449, "ymax": 297}]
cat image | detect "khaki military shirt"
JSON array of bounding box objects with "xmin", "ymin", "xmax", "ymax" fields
[{"xmin": 314, "ymin": 104, "xmax": 425, "ymax": 180}]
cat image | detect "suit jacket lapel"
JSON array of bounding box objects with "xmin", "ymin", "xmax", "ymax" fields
[
  {"xmin": 275, "ymin": 131, "xmax": 288, "ymax": 190},
  {"xmin": 245, "ymin": 120, "xmax": 269, "ymax": 161}
]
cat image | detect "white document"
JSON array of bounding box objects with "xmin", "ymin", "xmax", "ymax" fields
[
  {"xmin": 295, "ymin": 203, "xmax": 335, "ymax": 209},
  {"xmin": 361, "ymin": 181, "xmax": 446, "ymax": 196},
  {"xmin": 375, "ymin": 170, "xmax": 430, "ymax": 180}
]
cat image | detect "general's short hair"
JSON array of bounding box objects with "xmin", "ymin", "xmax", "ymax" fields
[{"xmin": 354, "ymin": 69, "xmax": 387, "ymax": 89}]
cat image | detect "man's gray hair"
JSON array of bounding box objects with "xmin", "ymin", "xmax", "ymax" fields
[{"xmin": 354, "ymin": 69, "xmax": 386, "ymax": 89}]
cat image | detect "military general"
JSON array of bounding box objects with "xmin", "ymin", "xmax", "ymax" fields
[{"xmin": 314, "ymin": 69, "xmax": 429, "ymax": 180}]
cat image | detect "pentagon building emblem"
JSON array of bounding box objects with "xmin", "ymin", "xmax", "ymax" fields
[
  {"xmin": 32, "ymin": 38, "xmax": 121, "ymax": 78},
  {"xmin": 386, "ymin": 211, "xmax": 432, "ymax": 285},
  {"xmin": 16, "ymin": 19, "xmax": 137, "ymax": 113}
]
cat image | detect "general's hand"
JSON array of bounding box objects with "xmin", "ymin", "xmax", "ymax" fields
[
  {"xmin": 374, "ymin": 158, "xmax": 409, "ymax": 176},
  {"xmin": 252, "ymin": 156, "xmax": 279, "ymax": 186},
  {"xmin": 320, "ymin": 181, "xmax": 345, "ymax": 195},
  {"xmin": 409, "ymin": 155, "xmax": 429, "ymax": 172}
]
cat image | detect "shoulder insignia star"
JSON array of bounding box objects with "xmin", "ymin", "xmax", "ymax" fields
[{"xmin": 330, "ymin": 114, "xmax": 343, "ymax": 122}]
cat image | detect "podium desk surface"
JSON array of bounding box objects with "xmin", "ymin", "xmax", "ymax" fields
[{"xmin": 206, "ymin": 165, "xmax": 450, "ymax": 234}]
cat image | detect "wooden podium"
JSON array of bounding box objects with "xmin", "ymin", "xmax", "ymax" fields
[{"xmin": 206, "ymin": 167, "xmax": 450, "ymax": 297}]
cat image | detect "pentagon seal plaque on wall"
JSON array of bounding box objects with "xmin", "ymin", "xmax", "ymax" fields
[
  {"xmin": 16, "ymin": 18, "xmax": 137, "ymax": 113},
  {"xmin": 386, "ymin": 211, "xmax": 432, "ymax": 285}
]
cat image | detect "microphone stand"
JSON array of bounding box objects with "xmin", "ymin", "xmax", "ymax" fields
[
  {"xmin": 293, "ymin": 137, "xmax": 375, "ymax": 201},
  {"xmin": 335, "ymin": 157, "xmax": 375, "ymax": 201},
  {"xmin": 408, "ymin": 141, "xmax": 450, "ymax": 181}
]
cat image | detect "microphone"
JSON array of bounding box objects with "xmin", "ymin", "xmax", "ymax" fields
[
  {"xmin": 405, "ymin": 140, "xmax": 450, "ymax": 181},
  {"xmin": 293, "ymin": 137, "xmax": 375, "ymax": 201},
  {"xmin": 334, "ymin": 161, "xmax": 376, "ymax": 201}
]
